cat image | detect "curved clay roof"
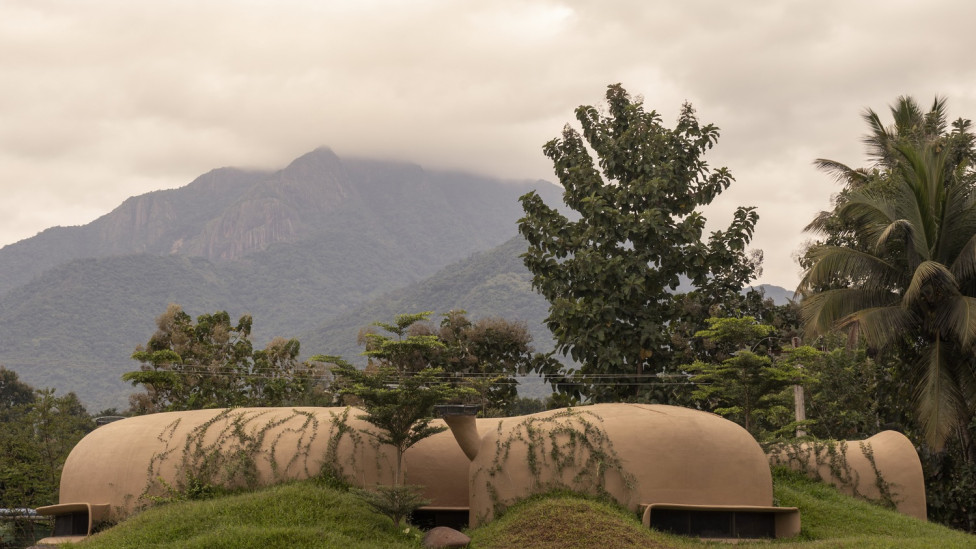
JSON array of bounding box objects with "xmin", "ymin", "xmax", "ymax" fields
[
  {"xmin": 767, "ymin": 430, "xmax": 927, "ymax": 520},
  {"xmin": 462, "ymin": 403, "xmax": 774, "ymax": 526},
  {"xmin": 58, "ymin": 407, "xmax": 472, "ymax": 519}
]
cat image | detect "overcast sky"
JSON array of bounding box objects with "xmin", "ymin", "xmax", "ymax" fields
[{"xmin": 3, "ymin": 1, "xmax": 976, "ymax": 288}]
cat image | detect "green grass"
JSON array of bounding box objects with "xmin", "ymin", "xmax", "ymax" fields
[
  {"xmin": 732, "ymin": 469, "xmax": 976, "ymax": 548},
  {"xmin": 468, "ymin": 491, "xmax": 673, "ymax": 549},
  {"xmin": 74, "ymin": 470, "xmax": 976, "ymax": 549},
  {"xmin": 75, "ymin": 481, "xmax": 423, "ymax": 549}
]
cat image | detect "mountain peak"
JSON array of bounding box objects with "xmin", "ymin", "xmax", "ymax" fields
[{"xmin": 282, "ymin": 147, "xmax": 341, "ymax": 173}]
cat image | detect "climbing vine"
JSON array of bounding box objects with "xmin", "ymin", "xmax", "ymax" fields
[
  {"xmin": 767, "ymin": 439, "xmax": 897, "ymax": 509},
  {"xmin": 138, "ymin": 407, "xmax": 367, "ymax": 510},
  {"xmin": 475, "ymin": 408, "xmax": 637, "ymax": 519}
]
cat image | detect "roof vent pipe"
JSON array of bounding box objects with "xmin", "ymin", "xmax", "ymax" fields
[{"xmin": 435, "ymin": 405, "xmax": 481, "ymax": 461}]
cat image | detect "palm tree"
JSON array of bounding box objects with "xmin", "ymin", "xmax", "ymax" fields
[{"xmin": 799, "ymin": 97, "xmax": 976, "ymax": 458}]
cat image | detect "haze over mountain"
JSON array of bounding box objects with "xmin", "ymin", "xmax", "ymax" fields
[
  {"xmin": 0, "ymin": 147, "xmax": 793, "ymax": 411},
  {"xmin": 0, "ymin": 148, "xmax": 563, "ymax": 410}
]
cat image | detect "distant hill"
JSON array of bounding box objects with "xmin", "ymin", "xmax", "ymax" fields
[
  {"xmin": 749, "ymin": 284, "xmax": 797, "ymax": 305},
  {"xmin": 0, "ymin": 148, "xmax": 562, "ymax": 411},
  {"xmin": 300, "ymin": 235, "xmax": 555, "ymax": 363}
]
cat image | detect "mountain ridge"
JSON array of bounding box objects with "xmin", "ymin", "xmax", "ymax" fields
[
  {"xmin": 0, "ymin": 148, "xmax": 563, "ymax": 410},
  {"xmin": 0, "ymin": 147, "xmax": 792, "ymax": 411}
]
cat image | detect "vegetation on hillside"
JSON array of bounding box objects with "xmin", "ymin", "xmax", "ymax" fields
[{"xmin": 0, "ymin": 152, "xmax": 563, "ymax": 412}]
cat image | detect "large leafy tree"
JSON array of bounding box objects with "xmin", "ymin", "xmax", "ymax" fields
[
  {"xmin": 799, "ymin": 96, "xmax": 976, "ymax": 457},
  {"xmin": 519, "ymin": 84, "xmax": 760, "ymax": 401},
  {"xmin": 125, "ymin": 304, "xmax": 328, "ymax": 413}
]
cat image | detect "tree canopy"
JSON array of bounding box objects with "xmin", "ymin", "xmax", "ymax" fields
[
  {"xmin": 799, "ymin": 96, "xmax": 976, "ymax": 457},
  {"xmin": 0, "ymin": 368, "xmax": 93, "ymax": 513},
  {"xmin": 518, "ymin": 83, "xmax": 760, "ymax": 401},
  {"xmin": 124, "ymin": 304, "xmax": 329, "ymax": 413}
]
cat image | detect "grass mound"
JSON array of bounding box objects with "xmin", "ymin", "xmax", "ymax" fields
[
  {"xmin": 742, "ymin": 468, "xmax": 976, "ymax": 549},
  {"xmin": 76, "ymin": 481, "xmax": 423, "ymax": 549},
  {"xmin": 468, "ymin": 492, "xmax": 672, "ymax": 549}
]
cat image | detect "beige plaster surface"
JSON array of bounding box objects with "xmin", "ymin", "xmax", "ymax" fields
[
  {"xmin": 58, "ymin": 403, "xmax": 822, "ymax": 534},
  {"xmin": 458, "ymin": 403, "xmax": 775, "ymax": 526},
  {"xmin": 57, "ymin": 407, "xmax": 472, "ymax": 520},
  {"xmin": 767, "ymin": 430, "xmax": 927, "ymax": 520}
]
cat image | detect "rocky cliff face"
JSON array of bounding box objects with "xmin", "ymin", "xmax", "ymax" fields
[
  {"xmin": 0, "ymin": 148, "xmax": 489, "ymax": 290},
  {"xmin": 0, "ymin": 147, "xmax": 563, "ymax": 410}
]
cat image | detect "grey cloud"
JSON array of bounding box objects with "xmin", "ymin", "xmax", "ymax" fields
[{"xmin": 3, "ymin": 0, "xmax": 976, "ymax": 288}]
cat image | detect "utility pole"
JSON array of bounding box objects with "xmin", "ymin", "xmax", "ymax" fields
[{"xmin": 792, "ymin": 337, "xmax": 806, "ymax": 438}]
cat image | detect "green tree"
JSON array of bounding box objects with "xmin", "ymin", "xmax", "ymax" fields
[
  {"xmin": 125, "ymin": 304, "xmax": 326, "ymax": 413},
  {"xmin": 431, "ymin": 310, "xmax": 556, "ymax": 417},
  {"xmin": 322, "ymin": 312, "xmax": 473, "ymax": 527},
  {"xmin": 0, "ymin": 371, "xmax": 93, "ymax": 511},
  {"xmin": 519, "ymin": 83, "xmax": 760, "ymax": 402},
  {"xmin": 799, "ymin": 97, "xmax": 976, "ymax": 457},
  {"xmin": 0, "ymin": 366, "xmax": 35, "ymax": 418},
  {"xmin": 802, "ymin": 344, "xmax": 884, "ymax": 440},
  {"xmin": 684, "ymin": 317, "xmax": 809, "ymax": 440}
]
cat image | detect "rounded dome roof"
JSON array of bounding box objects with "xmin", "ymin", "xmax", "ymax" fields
[{"xmin": 466, "ymin": 403, "xmax": 773, "ymax": 525}]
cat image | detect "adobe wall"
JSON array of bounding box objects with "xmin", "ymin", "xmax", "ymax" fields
[
  {"xmin": 58, "ymin": 407, "xmax": 472, "ymax": 519},
  {"xmin": 60, "ymin": 404, "xmax": 781, "ymax": 527},
  {"xmin": 462, "ymin": 403, "xmax": 775, "ymax": 526},
  {"xmin": 767, "ymin": 430, "xmax": 927, "ymax": 520}
]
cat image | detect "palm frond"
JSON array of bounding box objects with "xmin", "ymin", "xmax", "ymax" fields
[
  {"xmin": 924, "ymin": 95, "xmax": 949, "ymax": 137},
  {"xmin": 799, "ymin": 246, "xmax": 901, "ymax": 291},
  {"xmin": 799, "ymin": 287, "xmax": 898, "ymax": 338},
  {"xmin": 803, "ymin": 209, "xmax": 840, "ymax": 235},
  {"xmin": 891, "ymin": 96, "xmax": 925, "ymax": 136},
  {"xmin": 862, "ymin": 107, "xmax": 895, "ymax": 167},
  {"xmin": 935, "ymin": 295, "xmax": 976, "ymax": 348},
  {"xmin": 913, "ymin": 339, "xmax": 966, "ymax": 451},
  {"xmin": 874, "ymin": 218, "xmax": 917, "ymax": 253},
  {"xmin": 938, "ymin": 185, "xmax": 976, "ymax": 263},
  {"xmin": 949, "ymin": 232, "xmax": 976, "ymax": 284},
  {"xmin": 904, "ymin": 260, "xmax": 959, "ymax": 309},
  {"xmin": 837, "ymin": 191, "xmax": 930, "ymax": 260},
  {"xmin": 838, "ymin": 305, "xmax": 915, "ymax": 349},
  {"xmin": 813, "ymin": 158, "xmax": 870, "ymax": 187}
]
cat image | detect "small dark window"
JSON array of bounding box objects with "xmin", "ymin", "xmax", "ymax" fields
[
  {"xmin": 650, "ymin": 508, "xmax": 775, "ymax": 539},
  {"xmin": 53, "ymin": 511, "xmax": 89, "ymax": 536}
]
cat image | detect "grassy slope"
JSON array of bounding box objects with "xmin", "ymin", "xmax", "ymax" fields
[
  {"xmin": 468, "ymin": 493, "xmax": 672, "ymax": 549},
  {"xmin": 75, "ymin": 482, "xmax": 423, "ymax": 549},
  {"xmin": 75, "ymin": 471, "xmax": 975, "ymax": 549}
]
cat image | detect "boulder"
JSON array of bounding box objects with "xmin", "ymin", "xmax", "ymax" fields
[{"xmin": 423, "ymin": 526, "xmax": 470, "ymax": 548}]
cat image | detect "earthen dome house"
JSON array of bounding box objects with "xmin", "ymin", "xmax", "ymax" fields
[{"xmin": 39, "ymin": 403, "xmax": 926, "ymax": 543}]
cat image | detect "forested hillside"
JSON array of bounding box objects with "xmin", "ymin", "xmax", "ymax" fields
[
  {"xmin": 0, "ymin": 149, "xmax": 562, "ymax": 411},
  {"xmin": 301, "ymin": 235, "xmax": 555, "ymax": 363}
]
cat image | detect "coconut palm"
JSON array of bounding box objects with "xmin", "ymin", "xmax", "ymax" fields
[{"xmin": 800, "ymin": 98, "xmax": 976, "ymax": 457}]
